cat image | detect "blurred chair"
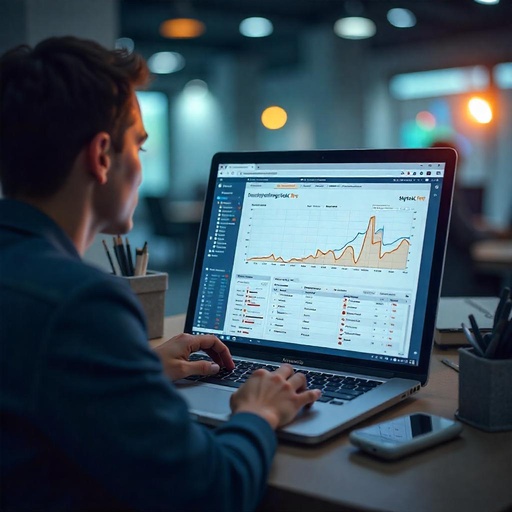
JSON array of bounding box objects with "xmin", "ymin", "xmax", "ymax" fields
[
  {"xmin": 460, "ymin": 186, "xmax": 484, "ymax": 217},
  {"xmin": 441, "ymin": 187, "xmax": 503, "ymax": 297},
  {"xmin": 143, "ymin": 196, "xmax": 200, "ymax": 268}
]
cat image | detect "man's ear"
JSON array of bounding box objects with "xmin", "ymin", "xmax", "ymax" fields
[{"xmin": 87, "ymin": 132, "xmax": 112, "ymax": 185}]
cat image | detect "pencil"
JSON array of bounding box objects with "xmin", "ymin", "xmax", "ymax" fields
[
  {"xmin": 102, "ymin": 239, "xmax": 116, "ymax": 275},
  {"xmin": 141, "ymin": 241, "xmax": 149, "ymax": 276},
  {"xmin": 134, "ymin": 247, "xmax": 144, "ymax": 276}
]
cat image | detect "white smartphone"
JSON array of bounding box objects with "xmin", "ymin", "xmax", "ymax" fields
[{"xmin": 349, "ymin": 412, "xmax": 463, "ymax": 460}]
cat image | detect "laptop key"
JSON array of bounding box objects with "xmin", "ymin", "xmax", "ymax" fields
[
  {"xmin": 191, "ymin": 357, "xmax": 380, "ymax": 402},
  {"xmin": 202, "ymin": 377, "xmax": 241, "ymax": 388}
]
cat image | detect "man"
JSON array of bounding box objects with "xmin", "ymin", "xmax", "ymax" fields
[{"xmin": 0, "ymin": 36, "xmax": 320, "ymax": 511}]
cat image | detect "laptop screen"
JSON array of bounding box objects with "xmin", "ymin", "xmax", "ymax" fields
[{"xmin": 186, "ymin": 150, "xmax": 455, "ymax": 375}]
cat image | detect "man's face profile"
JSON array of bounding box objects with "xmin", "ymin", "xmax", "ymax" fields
[{"xmin": 96, "ymin": 95, "xmax": 148, "ymax": 235}]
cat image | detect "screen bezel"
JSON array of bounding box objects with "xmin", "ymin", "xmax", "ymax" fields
[{"xmin": 185, "ymin": 148, "xmax": 457, "ymax": 385}]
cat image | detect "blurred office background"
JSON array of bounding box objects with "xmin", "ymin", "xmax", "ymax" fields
[{"xmin": 1, "ymin": 0, "xmax": 511, "ymax": 314}]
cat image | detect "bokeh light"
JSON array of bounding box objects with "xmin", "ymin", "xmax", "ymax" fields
[
  {"xmin": 468, "ymin": 97, "xmax": 493, "ymax": 124},
  {"xmin": 160, "ymin": 18, "xmax": 206, "ymax": 39},
  {"xmin": 239, "ymin": 17, "xmax": 273, "ymax": 38},
  {"xmin": 261, "ymin": 106, "xmax": 288, "ymax": 130},
  {"xmin": 148, "ymin": 52, "xmax": 185, "ymax": 74},
  {"xmin": 333, "ymin": 17, "xmax": 376, "ymax": 39},
  {"xmin": 387, "ymin": 8, "xmax": 416, "ymax": 28},
  {"xmin": 416, "ymin": 111, "xmax": 436, "ymax": 130}
]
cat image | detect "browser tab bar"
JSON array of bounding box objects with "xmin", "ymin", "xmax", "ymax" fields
[
  {"xmin": 218, "ymin": 164, "xmax": 256, "ymax": 176},
  {"xmin": 217, "ymin": 162, "xmax": 445, "ymax": 178}
]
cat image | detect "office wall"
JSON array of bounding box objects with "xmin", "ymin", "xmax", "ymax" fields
[
  {"xmin": 1, "ymin": 2, "xmax": 510, "ymax": 224},
  {"xmin": 0, "ymin": 0, "xmax": 118, "ymax": 53},
  {"xmin": 161, "ymin": 25, "xmax": 511, "ymax": 223},
  {"xmin": 364, "ymin": 29, "xmax": 512, "ymax": 225}
]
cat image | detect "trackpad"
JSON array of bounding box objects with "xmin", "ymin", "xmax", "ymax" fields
[{"xmin": 178, "ymin": 385, "xmax": 233, "ymax": 417}]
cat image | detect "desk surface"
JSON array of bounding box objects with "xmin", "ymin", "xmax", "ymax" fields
[
  {"xmin": 155, "ymin": 315, "xmax": 512, "ymax": 512},
  {"xmin": 472, "ymin": 239, "xmax": 512, "ymax": 265}
]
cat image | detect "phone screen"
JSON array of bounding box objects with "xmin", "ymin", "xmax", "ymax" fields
[{"xmin": 358, "ymin": 413, "xmax": 435, "ymax": 443}]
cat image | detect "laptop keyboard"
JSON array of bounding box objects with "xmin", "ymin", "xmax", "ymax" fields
[{"xmin": 185, "ymin": 354, "xmax": 382, "ymax": 404}]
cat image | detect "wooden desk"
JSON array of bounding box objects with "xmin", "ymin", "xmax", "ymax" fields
[{"xmin": 155, "ymin": 316, "xmax": 512, "ymax": 512}]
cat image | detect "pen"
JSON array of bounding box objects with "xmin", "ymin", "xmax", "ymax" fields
[
  {"xmin": 102, "ymin": 239, "xmax": 116, "ymax": 275},
  {"xmin": 112, "ymin": 236, "xmax": 125, "ymax": 276},
  {"xmin": 125, "ymin": 237, "xmax": 135, "ymax": 276},
  {"xmin": 461, "ymin": 322, "xmax": 485, "ymax": 357},
  {"xmin": 115, "ymin": 235, "xmax": 130, "ymax": 276},
  {"xmin": 498, "ymin": 320, "xmax": 512, "ymax": 359},
  {"xmin": 440, "ymin": 358, "xmax": 459, "ymax": 373},
  {"xmin": 485, "ymin": 299, "xmax": 512, "ymax": 359},
  {"xmin": 468, "ymin": 314, "xmax": 488, "ymax": 353},
  {"xmin": 493, "ymin": 287, "xmax": 510, "ymax": 331}
]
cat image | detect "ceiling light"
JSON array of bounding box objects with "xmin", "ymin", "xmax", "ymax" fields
[
  {"xmin": 390, "ymin": 66, "xmax": 489, "ymax": 100},
  {"xmin": 160, "ymin": 18, "xmax": 206, "ymax": 39},
  {"xmin": 387, "ymin": 8, "xmax": 416, "ymax": 28},
  {"xmin": 473, "ymin": 0, "xmax": 500, "ymax": 4},
  {"xmin": 494, "ymin": 62, "xmax": 512, "ymax": 89},
  {"xmin": 239, "ymin": 17, "xmax": 273, "ymax": 38},
  {"xmin": 333, "ymin": 17, "xmax": 376, "ymax": 40},
  {"xmin": 148, "ymin": 52, "xmax": 185, "ymax": 74},
  {"xmin": 184, "ymin": 79, "xmax": 209, "ymax": 98}
]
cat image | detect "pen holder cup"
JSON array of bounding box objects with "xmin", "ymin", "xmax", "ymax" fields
[
  {"xmin": 457, "ymin": 347, "xmax": 512, "ymax": 432},
  {"xmin": 120, "ymin": 271, "xmax": 168, "ymax": 339}
]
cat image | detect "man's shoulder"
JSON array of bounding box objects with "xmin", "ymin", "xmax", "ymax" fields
[{"xmin": 1, "ymin": 235, "xmax": 126, "ymax": 304}]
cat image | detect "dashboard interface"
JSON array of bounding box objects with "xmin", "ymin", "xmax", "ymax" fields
[{"xmin": 190, "ymin": 162, "xmax": 446, "ymax": 367}]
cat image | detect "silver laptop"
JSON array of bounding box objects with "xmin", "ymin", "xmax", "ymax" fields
[{"xmin": 177, "ymin": 148, "xmax": 457, "ymax": 444}]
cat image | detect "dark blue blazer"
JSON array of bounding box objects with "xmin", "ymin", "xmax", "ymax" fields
[{"xmin": 0, "ymin": 199, "xmax": 276, "ymax": 512}]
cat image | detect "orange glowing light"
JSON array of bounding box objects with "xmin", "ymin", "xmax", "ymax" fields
[
  {"xmin": 415, "ymin": 111, "xmax": 436, "ymax": 130},
  {"xmin": 261, "ymin": 106, "xmax": 288, "ymax": 130},
  {"xmin": 160, "ymin": 18, "xmax": 206, "ymax": 39},
  {"xmin": 468, "ymin": 97, "xmax": 493, "ymax": 124}
]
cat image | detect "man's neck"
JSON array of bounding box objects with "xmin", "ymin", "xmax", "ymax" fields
[{"xmin": 17, "ymin": 193, "xmax": 95, "ymax": 256}]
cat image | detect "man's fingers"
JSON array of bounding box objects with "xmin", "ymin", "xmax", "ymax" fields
[
  {"xmin": 273, "ymin": 364, "xmax": 295, "ymax": 379},
  {"xmin": 187, "ymin": 360, "xmax": 220, "ymax": 377},
  {"xmin": 286, "ymin": 371, "xmax": 308, "ymax": 391},
  {"xmin": 188, "ymin": 335, "xmax": 235, "ymax": 370},
  {"xmin": 298, "ymin": 388, "xmax": 322, "ymax": 408},
  {"xmin": 204, "ymin": 347, "xmax": 235, "ymax": 371}
]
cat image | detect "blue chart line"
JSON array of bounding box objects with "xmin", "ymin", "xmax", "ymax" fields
[{"xmin": 334, "ymin": 225, "xmax": 410, "ymax": 255}]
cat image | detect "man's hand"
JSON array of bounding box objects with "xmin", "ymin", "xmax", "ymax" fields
[
  {"xmin": 154, "ymin": 333, "xmax": 235, "ymax": 381},
  {"xmin": 230, "ymin": 364, "xmax": 321, "ymax": 430}
]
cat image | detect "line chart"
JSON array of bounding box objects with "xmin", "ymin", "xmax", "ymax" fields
[{"xmin": 247, "ymin": 215, "xmax": 411, "ymax": 270}]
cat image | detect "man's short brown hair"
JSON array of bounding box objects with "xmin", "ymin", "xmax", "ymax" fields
[{"xmin": 0, "ymin": 36, "xmax": 149, "ymax": 198}]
